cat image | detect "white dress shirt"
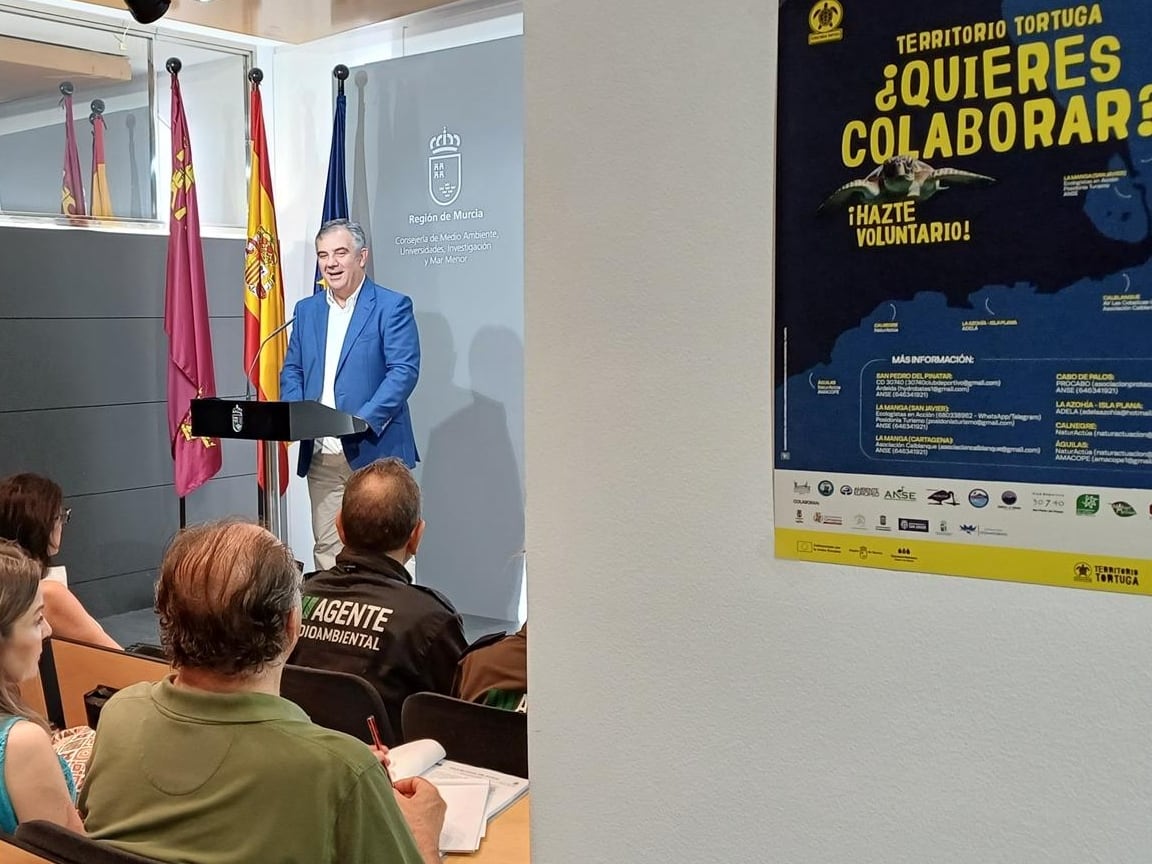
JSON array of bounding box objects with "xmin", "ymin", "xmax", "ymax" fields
[{"xmin": 316, "ymin": 278, "xmax": 365, "ymax": 454}]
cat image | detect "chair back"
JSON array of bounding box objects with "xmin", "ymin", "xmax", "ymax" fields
[
  {"xmin": 40, "ymin": 637, "xmax": 169, "ymax": 729},
  {"xmin": 401, "ymin": 692, "xmax": 528, "ymax": 778},
  {"xmin": 29, "ymin": 640, "xmax": 60, "ymax": 728},
  {"xmin": 14, "ymin": 821, "xmax": 163, "ymax": 864},
  {"xmin": 280, "ymin": 664, "xmax": 397, "ymax": 746},
  {"xmin": 123, "ymin": 643, "xmax": 168, "ymax": 661}
]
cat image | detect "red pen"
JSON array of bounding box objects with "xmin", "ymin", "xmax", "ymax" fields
[{"xmin": 367, "ymin": 716, "xmax": 390, "ymax": 779}]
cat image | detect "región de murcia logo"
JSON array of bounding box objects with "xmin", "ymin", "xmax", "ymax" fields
[{"xmin": 429, "ymin": 126, "xmax": 462, "ymax": 207}]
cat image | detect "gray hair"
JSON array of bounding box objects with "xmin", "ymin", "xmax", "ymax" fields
[
  {"xmin": 316, "ymin": 218, "xmax": 367, "ymax": 253},
  {"xmin": 156, "ymin": 520, "xmax": 302, "ymax": 676}
]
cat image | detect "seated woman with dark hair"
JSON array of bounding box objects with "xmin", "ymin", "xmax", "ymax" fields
[
  {"xmin": 0, "ymin": 540, "xmax": 85, "ymax": 833},
  {"xmin": 0, "ymin": 474, "xmax": 119, "ymax": 650}
]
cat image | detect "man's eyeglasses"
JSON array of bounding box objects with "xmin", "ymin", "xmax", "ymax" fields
[{"xmin": 57, "ymin": 507, "xmax": 72, "ymax": 525}]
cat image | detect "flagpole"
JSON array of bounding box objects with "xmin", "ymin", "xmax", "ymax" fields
[
  {"xmin": 314, "ymin": 65, "xmax": 351, "ymax": 294},
  {"xmin": 170, "ymin": 55, "xmax": 188, "ymax": 536},
  {"xmin": 89, "ymin": 99, "xmax": 112, "ymax": 219},
  {"xmin": 59, "ymin": 81, "xmax": 86, "ymax": 218},
  {"xmin": 164, "ymin": 55, "xmax": 224, "ymax": 506},
  {"xmin": 247, "ymin": 66, "xmax": 287, "ymax": 542}
]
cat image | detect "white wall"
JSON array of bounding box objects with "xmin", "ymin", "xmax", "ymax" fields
[{"xmin": 525, "ymin": 2, "xmax": 1152, "ymax": 863}]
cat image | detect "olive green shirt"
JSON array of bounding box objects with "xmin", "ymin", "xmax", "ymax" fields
[{"xmin": 79, "ymin": 676, "xmax": 423, "ymax": 864}]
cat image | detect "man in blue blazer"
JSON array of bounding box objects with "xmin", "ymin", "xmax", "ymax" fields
[{"xmin": 281, "ymin": 219, "xmax": 420, "ymax": 570}]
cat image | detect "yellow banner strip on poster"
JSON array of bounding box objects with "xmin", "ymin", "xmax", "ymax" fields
[{"xmin": 775, "ymin": 528, "xmax": 1149, "ymax": 596}]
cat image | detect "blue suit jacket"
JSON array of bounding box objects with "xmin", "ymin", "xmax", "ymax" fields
[{"xmin": 280, "ymin": 279, "xmax": 420, "ymax": 476}]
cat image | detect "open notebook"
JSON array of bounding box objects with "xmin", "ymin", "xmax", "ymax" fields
[{"xmin": 388, "ymin": 739, "xmax": 530, "ymax": 854}]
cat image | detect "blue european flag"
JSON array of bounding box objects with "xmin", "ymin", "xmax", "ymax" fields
[{"xmin": 315, "ymin": 90, "xmax": 349, "ymax": 293}]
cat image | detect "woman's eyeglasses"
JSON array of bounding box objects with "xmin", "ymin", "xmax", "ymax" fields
[{"xmin": 57, "ymin": 507, "xmax": 72, "ymax": 525}]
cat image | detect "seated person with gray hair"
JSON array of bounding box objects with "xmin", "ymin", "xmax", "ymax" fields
[{"xmin": 79, "ymin": 521, "xmax": 445, "ymax": 864}]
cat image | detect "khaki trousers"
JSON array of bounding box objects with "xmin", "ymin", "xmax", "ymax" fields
[{"xmin": 307, "ymin": 452, "xmax": 353, "ymax": 572}]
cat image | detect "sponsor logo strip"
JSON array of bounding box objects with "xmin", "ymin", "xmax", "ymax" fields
[{"xmin": 775, "ymin": 528, "xmax": 1148, "ymax": 595}]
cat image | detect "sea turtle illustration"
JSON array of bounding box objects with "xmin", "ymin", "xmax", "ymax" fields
[
  {"xmin": 819, "ymin": 155, "xmax": 995, "ymax": 211},
  {"xmin": 814, "ymin": 1, "xmax": 838, "ymax": 28}
]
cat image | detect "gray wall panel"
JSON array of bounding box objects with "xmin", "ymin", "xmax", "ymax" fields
[
  {"xmin": 0, "ymin": 227, "xmax": 254, "ymax": 617},
  {"xmin": 0, "ymin": 319, "xmax": 166, "ymax": 410},
  {"xmin": 184, "ymin": 473, "xmax": 259, "ymax": 525},
  {"xmin": 0, "ymin": 315, "xmax": 249, "ymax": 414},
  {"xmin": 59, "ymin": 486, "xmax": 178, "ymax": 583},
  {"xmin": 0, "ymin": 403, "xmax": 169, "ymax": 495},
  {"xmin": 70, "ymin": 569, "xmax": 158, "ymax": 620},
  {"xmin": 0, "ymin": 403, "xmax": 255, "ymax": 496},
  {"xmin": 59, "ymin": 476, "xmax": 259, "ymax": 615},
  {"xmin": 209, "ymin": 317, "xmax": 248, "ymax": 400},
  {"xmin": 0, "ymin": 317, "xmax": 246, "ymax": 411},
  {"xmin": 55, "ymin": 472, "xmax": 257, "ymax": 599},
  {"xmin": 0, "ymin": 228, "xmax": 242, "ymax": 320},
  {"xmin": 56, "ymin": 474, "xmax": 260, "ymax": 608},
  {"xmin": 206, "ymin": 243, "xmax": 249, "ymax": 319},
  {"xmin": 218, "ymin": 437, "xmax": 258, "ymax": 479},
  {"xmin": 0, "ymin": 315, "xmax": 245, "ymax": 410},
  {"xmin": 60, "ymin": 478, "xmax": 259, "ymax": 585}
]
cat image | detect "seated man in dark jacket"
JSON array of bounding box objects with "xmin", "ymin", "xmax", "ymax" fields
[
  {"xmin": 290, "ymin": 458, "xmax": 467, "ymax": 737},
  {"xmin": 453, "ymin": 623, "xmax": 527, "ymax": 712}
]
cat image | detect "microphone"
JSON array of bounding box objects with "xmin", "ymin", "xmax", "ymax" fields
[{"xmin": 245, "ymin": 316, "xmax": 295, "ymax": 401}]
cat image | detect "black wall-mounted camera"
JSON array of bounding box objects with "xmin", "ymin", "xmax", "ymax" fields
[{"xmin": 122, "ymin": 0, "xmax": 171, "ymax": 24}]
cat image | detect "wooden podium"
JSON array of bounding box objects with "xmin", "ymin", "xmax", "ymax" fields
[{"xmin": 190, "ymin": 399, "xmax": 367, "ymax": 539}]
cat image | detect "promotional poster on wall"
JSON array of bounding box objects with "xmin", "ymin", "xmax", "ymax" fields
[{"xmin": 775, "ymin": 0, "xmax": 1152, "ymax": 594}]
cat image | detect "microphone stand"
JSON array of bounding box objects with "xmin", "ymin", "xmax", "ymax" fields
[
  {"xmin": 246, "ymin": 316, "xmax": 295, "ymax": 400},
  {"xmin": 245, "ymin": 316, "xmax": 294, "ymax": 539}
]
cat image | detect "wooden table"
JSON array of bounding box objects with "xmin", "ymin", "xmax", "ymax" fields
[
  {"xmin": 468, "ymin": 796, "xmax": 530, "ymax": 863},
  {"xmin": 0, "ymin": 800, "xmax": 529, "ymax": 863},
  {"xmin": 0, "ymin": 841, "xmax": 53, "ymax": 863}
]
